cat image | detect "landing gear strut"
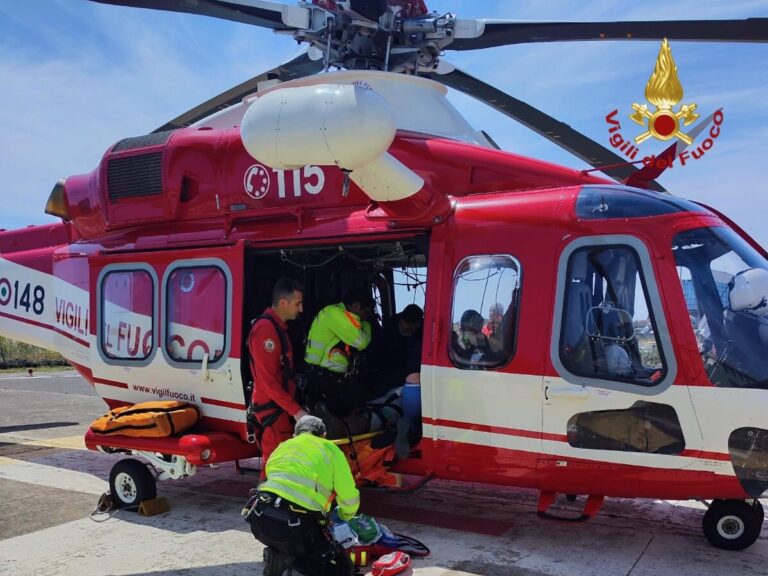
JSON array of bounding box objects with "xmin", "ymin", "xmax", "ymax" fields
[{"xmin": 702, "ymin": 499, "xmax": 764, "ymax": 550}]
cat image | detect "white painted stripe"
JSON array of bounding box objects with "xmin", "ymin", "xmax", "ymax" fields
[
  {"xmin": 425, "ymin": 422, "xmax": 736, "ymax": 476},
  {"xmin": 421, "ymin": 361, "xmax": 747, "ymax": 477},
  {"xmin": 0, "ymin": 458, "xmax": 107, "ymax": 495}
]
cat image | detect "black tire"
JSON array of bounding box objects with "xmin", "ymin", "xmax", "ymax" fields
[
  {"xmin": 753, "ymin": 500, "xmax": 765, "ymax": 525},
  {"xmin": 702, "ymin": 499, "xmax": 762, "ymax": 551},
  {"xmin": 109, "ymin": 459, "xmax": 157, "ymax": 508},
  {"xmin": 263, "ymin": 547, "xmax": 293, "ymax": 576}
]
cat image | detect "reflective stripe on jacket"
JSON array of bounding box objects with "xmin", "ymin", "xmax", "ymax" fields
[
  {"xmin": 304, "ymin": 303, "xmax": 372, "ymax": 373},
  {"xmin": 261, "ymin": 432, "xmax": 361, "ymax": 520}
]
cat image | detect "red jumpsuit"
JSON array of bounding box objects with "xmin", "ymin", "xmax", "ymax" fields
[{"xmin": 248, "ymin": 308, "xmax": 302, "ymax": 478}]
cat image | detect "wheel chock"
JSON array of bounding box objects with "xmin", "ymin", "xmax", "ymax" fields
[
  {"xmin": 138, "ymin": 497, "xmax": 170, "ymax": 516},
  {"xmin": 537, "ymin": 491, "xmax": 605, "ymax": 522}
]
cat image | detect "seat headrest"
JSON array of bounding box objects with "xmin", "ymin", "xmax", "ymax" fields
[{"xmin": 570, "ymin": 251, "xmax": 589, "ymax": 283}]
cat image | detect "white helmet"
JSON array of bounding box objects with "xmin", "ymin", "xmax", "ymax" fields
[{"xmin": 728, "ymin": 268, "xmax": 768, "ymax": 316}]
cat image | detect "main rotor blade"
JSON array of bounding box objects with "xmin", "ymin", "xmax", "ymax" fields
[
  {"xmin": 450, "ymin": 18, "xmax": 768, "ymax": 51},
  {"xmin": 429, "ymin": 65, "xmax": 664, "ymax": 191},
  {"xmin": 153, "ymin": 49, "xmax": 323, "ymax": 132},
  {"xmin": 89, "ymin": 0, "xmax": 309, "ymax": 30}
]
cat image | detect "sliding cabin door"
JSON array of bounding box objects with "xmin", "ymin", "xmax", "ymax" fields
[{"xmin": 421, "ymin": 223, "xmax": 542, "ymax": 486}]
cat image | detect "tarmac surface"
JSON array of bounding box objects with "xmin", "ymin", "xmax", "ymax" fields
[{"xmin": 1, "ymin": 370, "xmax": 767, "ymax": 576}]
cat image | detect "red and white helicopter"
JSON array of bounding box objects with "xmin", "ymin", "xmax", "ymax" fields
[{"xmin": 2, "ymin": 0, "xmax": 768, "ymax": 551}]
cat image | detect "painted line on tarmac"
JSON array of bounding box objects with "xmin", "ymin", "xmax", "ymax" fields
[
  {"xmin": 0, "ymin": 457, "xmax": 107, "ymax": 495},
  {"xmin": 0, "ymin": 435, "xmax": 85, "ymax": 450}
]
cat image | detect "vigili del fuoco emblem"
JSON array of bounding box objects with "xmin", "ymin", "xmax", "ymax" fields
[{"xmin": 629, "ymin": 38, "xmax": 700, "ymax": 144}]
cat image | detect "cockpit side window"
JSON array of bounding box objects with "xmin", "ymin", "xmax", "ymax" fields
[
  {"xmin": 559, "ymin": 244, "xmax": 667, "ymax": 387},
  {"xmin": 673, "ymin": 227, "xmax": 768, "ymax": 389}
]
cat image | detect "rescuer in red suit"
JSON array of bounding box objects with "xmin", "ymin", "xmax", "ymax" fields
[{"xmin": 248, "ymin": 277, "xmax": 308, "ymax": 478}]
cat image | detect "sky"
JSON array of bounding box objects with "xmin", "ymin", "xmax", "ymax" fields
[{"xmin": 1, "ymin": 0, "xmax": 767, "ymax": 246}]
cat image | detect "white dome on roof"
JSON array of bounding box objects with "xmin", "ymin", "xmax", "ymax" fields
[{"xmin": 194, "ymin": 70, "xmax": 484, "ymax": 145}]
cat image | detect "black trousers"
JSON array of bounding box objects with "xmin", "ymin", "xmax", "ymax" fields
[
  {"xmin": 245, "ymin": 492, "xmax": 352, "ymax": 576},
  {"xmin": 305, "ymin": 368, "xmax": 367, "ymax": 417}
]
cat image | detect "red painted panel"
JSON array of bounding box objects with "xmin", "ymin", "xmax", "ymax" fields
[
  {"xmin": 0, "ymin": 245, "xmax": 58, "ymax": 275},
  {"xmin": 0, "ymin": 223, "xmax": 72, "ymax": 256},
  {"xmin": 84, "ymin": 428, "xmax": 259, "ymax": 464},
  {"xmin": 68, "ymin": 360, "xmax": 93, "ymax": 382},
  {"xmin": 416, "ymin": 437, "xmax": 746, "ymax": 500}
]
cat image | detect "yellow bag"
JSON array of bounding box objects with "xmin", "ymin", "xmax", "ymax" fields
[{"xmin": 90, "ymin": 401, "xmax": 199, "ymax": 437}]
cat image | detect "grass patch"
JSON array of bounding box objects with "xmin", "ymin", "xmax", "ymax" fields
[{"xmin": 0, "ymin": 365, "xmax": 74, "ymax": 375}]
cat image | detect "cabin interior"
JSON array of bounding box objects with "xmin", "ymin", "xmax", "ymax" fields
[{"xmin": 239, "ymin": 235, "xmax": 430, "ymax": 435}]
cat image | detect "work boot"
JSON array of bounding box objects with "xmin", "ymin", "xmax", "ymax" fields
[
  {"xmin": 263, "ymin": 546, "xmax": 293, "ymax": 576},
  {"xmin": 318, "ymin": 551, "xmax": 355, "ymax": 576}
]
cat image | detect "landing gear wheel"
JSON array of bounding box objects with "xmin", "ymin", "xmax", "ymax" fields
[
  {"xmin": 109, "ymin": 458, "xmax": 157, "ymax": 508},
  {"xmin": 702, "ymin": 499, "xmax": 762, "ymax": 550}
]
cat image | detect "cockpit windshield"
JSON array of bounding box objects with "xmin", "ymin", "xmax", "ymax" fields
[{"xmin": 672, "ymin": 227, "xmax": 768, "ymax": 389}]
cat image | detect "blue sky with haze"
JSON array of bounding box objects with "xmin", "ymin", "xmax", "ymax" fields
[{"xmin": 1, "ymin": 1, "xmax": 767, "ymax": 246}]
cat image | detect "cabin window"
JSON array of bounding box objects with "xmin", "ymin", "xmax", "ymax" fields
[
  {"xmin": 575, "ymin": 185, "xmax": 708, "ymax": 219},
  {"xmin": 165, "ymin": 265, "xmax": 227, "ymax": 364},
  {"xmin": 559, "ymin": 244, "xmax": 667, "ymax": 386},
  {"xmin": 566, "ymin": 401, "xmax": 685, "ymax": 454},
  {"xmin": 672, "ymin": 227, "xmax": 768, "ymax": 389},
  {"xmin": 100, "ymin": 269, "xmax": 154, "ymax": 361},
  {"xmin": 449, "ymin": 255, "xmax": 520, "ymax": 370}
]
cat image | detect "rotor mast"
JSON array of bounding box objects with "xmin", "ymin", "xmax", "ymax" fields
[{"xmin": 294, "ymin": 1, "xmax": 462, "ymax": 74}]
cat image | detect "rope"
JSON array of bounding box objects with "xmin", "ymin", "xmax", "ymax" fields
[{"xmin": 88, "ymin": 493, "xmax": 139, "ymax": 522}]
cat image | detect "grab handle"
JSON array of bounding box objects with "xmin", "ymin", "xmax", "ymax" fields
[
  {"xmin": 201, "ymin": 353, "xmax": 210, "ymax": 382},
  {"xmin": 545, "ymin": 384, "xmax": 589, "ymax": 400}
]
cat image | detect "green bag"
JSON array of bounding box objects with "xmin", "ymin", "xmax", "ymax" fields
[{"xmin": 348, "ymin": 514, "xmax": 382, "ymax": 544}]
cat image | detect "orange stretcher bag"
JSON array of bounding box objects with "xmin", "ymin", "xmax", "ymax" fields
[
  {"xmin": 90, "ymin": 401, "xmax": 200, "ymax": 437},
  {"xmin": 334, "ymin": 433, "xmax": 400, "ymax": 488}
]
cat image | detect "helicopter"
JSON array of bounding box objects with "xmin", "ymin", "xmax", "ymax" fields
[{"xmin": 2, "ymin": 0, "xmax": 768, "ymax": 552}]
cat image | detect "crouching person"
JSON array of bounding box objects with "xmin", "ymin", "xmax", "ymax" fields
[{"xmin": 244, "ymin": 415, "xmax": 360, "ymax": 576}]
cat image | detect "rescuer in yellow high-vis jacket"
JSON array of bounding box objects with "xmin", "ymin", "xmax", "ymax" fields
[
  {"xmin": 245, "ymin": 415, "xmax": 359, "ymax": 576},
  {"xmin": 304, "ymin": 289, "xmax": 375, "ymax": 416},
  {"xmin": 304, "ymin": 291, "xmax": 374, "ymax": 374},
  {"xmin": 261, "ymin": 418, "xmax": 360, "ymax": 520}
]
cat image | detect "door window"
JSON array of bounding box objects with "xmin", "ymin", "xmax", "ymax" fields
[
  {"xmin": 449, "ymin": 255, "xmax": 520, "ymax": 370},
  {"xmin": 559, "ymin": 244, "xmax": 667, "ymax": 386},
  {"xmin": 99, "ymin": 268, "xmax": 154, "ymax": 362},
  {"xmin": 165, "ymin": 265, "xmax": 227, "ymax": 364}
]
